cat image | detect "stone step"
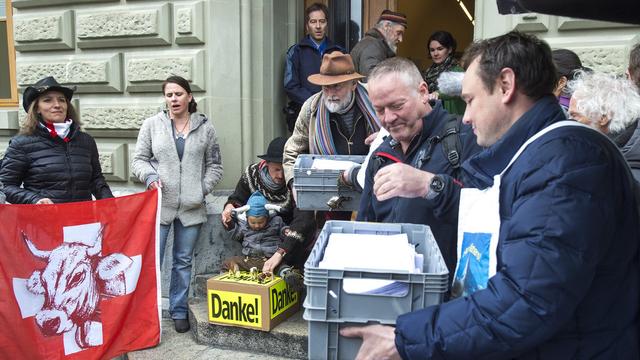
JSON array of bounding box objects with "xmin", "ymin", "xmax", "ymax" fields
[
  {"xmin": 194, "ymin": 273, "xmax": 215, "ymax": 298},
  {"xmin": 126, "ymin": 319, "xmax": 293, "ymax": 360},
  {"xmin": 188, "ymin": 297, "xmax": 308, "ymax": 359}
]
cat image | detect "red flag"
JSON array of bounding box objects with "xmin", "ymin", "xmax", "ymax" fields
[{"xmin": 0, "ymin": 190, "xmax": 162, "ymax": 359}]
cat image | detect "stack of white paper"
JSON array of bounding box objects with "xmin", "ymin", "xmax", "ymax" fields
[
  {"xmin": 319, "ymin": 233, "xmax": 418, "ymax": 272},
  {"xmin": 318, "ymin": 232, "xmax": 423, "ymax": 296},
  {"xmin": 311, "ymin": 159, "xmax": 360, "ymax": 171}
]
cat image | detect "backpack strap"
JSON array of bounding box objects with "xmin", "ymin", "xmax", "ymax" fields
[{"xmin": 440, "ymin": 115, "xmax": 463, "ymax": 173}]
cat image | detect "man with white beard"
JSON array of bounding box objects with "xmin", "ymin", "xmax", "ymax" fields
[
  {"xmin": 350, "ymin": 10, "xmax": 407, "ymax": 81},
  {"xmin": 283, "ymin": 51, "xmax": 381, "ymax": 188}
]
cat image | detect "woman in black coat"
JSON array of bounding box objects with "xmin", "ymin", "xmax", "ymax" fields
[{"xmin": 0, "ymin": 76, "xmax": 112, "ymax": 204}]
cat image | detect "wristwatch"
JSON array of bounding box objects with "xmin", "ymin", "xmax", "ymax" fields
[{"xmin": 425, "ymin": 175, "xmax": 445, "ymax": 200}]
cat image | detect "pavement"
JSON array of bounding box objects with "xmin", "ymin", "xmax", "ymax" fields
[{"xmin": 126, "ymin": 319, "xmax": 294, "ymax": 360}]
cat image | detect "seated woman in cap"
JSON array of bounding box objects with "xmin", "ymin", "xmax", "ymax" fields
[
  {"xmin": 0, "ymin": 76, "xmax": 113, "ymax": 204},
  {"xmin": 222, "ymin": 136, "xmax": 316, "ymax": 277}
]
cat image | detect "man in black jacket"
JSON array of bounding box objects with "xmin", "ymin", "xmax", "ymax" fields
[{"xmin": 355, "ymin": 57, "xmax": 482, "ymax": 276}]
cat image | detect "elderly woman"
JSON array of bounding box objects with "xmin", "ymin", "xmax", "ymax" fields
[
  {"xmin": 568, "ymin": 71, "xmax": 640, "ymax": 179},
  {"xmin": 0, "ymin": 76, "xmax": 113, "ymax": 204},
  {"xmin": 132, "ymin": 75, "xmax": 223, "ymax": 333},
  {"xmin": 422, "ymin": 30, "xmax": 465, "ymax": 115}
]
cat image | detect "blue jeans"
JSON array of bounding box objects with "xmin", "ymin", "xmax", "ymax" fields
[{"xmin": 159, "ymin": 219, "xmax": 201, "ymax": 320}]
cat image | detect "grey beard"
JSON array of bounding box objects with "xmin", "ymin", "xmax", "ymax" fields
[
  {"xmin": 386, "ymin": 39, "xmax": 397, "ymax": 53},
  {"xmin": 324, "ymin": 92, "xmax": 353, "ymax": 113}
]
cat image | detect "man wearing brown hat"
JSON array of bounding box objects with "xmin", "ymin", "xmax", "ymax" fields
[
  {"xmin": 350, "ymin": 9, "xmax": 407, "ymax": 80},
  {"xmin": 283, "ymin": 51, "xmax": 381, "ymax": 186}
]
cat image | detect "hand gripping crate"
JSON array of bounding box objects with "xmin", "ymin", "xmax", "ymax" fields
[
  {"xmin": 293, "ymin": 154, "xmax": 365, "ymax": 211},
  {"xmin": 303, "ymin": 221, "xmax": 449, "ymax": 359}
]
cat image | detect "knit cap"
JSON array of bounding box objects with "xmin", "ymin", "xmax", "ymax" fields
[{"xmin": 246, "ymin": 191, "xmax": 268, "ymax": 217}]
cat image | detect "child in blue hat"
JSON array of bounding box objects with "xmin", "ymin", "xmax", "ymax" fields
[{"xmin": 222, "ymin": 192, "xmax": 298, "ymax": 279}]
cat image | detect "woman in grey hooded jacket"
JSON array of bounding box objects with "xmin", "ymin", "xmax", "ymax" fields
[{"xmin": 132, "ymin": 75, "xmax": 223, "ymax": 333}]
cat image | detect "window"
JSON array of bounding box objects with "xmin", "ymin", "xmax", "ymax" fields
[{"xmin": 0, "ymin": 0, "xmax": 17, "ymax": 107}]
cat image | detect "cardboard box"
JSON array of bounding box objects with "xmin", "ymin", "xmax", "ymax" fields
[{"xmin": 206, "ymin": 272, "xmax": 300, "ymax": 331}]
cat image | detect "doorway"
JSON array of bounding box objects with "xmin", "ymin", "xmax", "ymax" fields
[{"xmin": 396, "ymin": 0, "xmax": 475, "ymax": 72}]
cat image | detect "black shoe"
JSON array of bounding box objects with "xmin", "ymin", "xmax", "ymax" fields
[{"xmin": 174, "ymin": 319, "xmax": 190, "ymax": 333}]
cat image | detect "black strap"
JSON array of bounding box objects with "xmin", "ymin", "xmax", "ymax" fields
[{"xmin": 440, "ymin": 115, "xmax": 463, "ymax": 173}]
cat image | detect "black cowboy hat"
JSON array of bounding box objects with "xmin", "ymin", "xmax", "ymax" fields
[
  {"xmin": 22, "ymin": 76, "xmax": 77, "ymax": 112},
  {"xmin": 258, "ymin": 136, "xmax": 287, "ymax": 163}
]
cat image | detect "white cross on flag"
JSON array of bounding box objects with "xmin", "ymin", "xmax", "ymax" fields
[{"xmin": 0, "ymin": 190, "xmax": 161, "ymax": 359}]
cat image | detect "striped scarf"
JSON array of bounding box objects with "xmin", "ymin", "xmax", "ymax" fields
[{"xmin": 310, "ymin": 83, "xmax": 381, "ymax": 155}]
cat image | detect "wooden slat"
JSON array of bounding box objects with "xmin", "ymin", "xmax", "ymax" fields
[
  {"xmin": 363, "ymin": 0, "xmax": 396, "ymax": 32},
  {"xmin": 0, "ymin": 0, "xmax": 17, "ymax": 108}
]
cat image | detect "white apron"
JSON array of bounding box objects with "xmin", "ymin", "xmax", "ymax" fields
[{"xmin": 450, "ymin": 121, "xmax": 589, "ymax": 298}]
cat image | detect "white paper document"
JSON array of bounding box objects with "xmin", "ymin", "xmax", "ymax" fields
[
  {"xmin": 319, "ymin": 232, "xmax": 422, "ymax": 296},
  {"xmin": 311, "ymin": 159, "xmax": 360, "ymax": 171}
]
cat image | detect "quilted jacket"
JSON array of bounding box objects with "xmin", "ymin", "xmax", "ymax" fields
[{"xmin": 395, "ymin": 96, "xmax": 640, "ymax": 359}]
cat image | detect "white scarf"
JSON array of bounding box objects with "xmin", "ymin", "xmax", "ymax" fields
[{"xmin": 52, "ymin": 120, "xmax": 73, "ymax": 139}]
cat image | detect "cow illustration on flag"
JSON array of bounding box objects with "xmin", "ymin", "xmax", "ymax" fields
[{"xmin": 0, "ymin": 190, "xmax": 161, "ymax": 359}]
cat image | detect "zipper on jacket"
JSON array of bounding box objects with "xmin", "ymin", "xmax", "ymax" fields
[{"xmin": 64, "ymin": 141, "xmax": 74, "ymax": 198}]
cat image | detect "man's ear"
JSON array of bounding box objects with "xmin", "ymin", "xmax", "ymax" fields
[
  {"xmin": 418, "ymin": 81, "xmax": 429, "ymax": 104},
  {"xmin": 498, "ymin": 67, "xmax": 517, "ymax": 104}
]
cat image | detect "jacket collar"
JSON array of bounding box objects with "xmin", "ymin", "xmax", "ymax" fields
[
  {"xmin": 365, "ymin": 28, "xmax": 395, "ymax": 57},
  {"xmin": 421, "ymin": 101, "xmax": 445, "ymax": 139},
  {"xmin": 462, "ymin": 95, "xmax": 566, "ymax": 186},
  {"xmin": 36, "ymin": 120, "xmax": 79, "ymax": 141},
  {"xmin": 299, "ymin": 35, "xmax": 339, "ymax": 52},
  {"xmin": 161, "ymin": 110, "xmax": 208, "ymax": 131}
]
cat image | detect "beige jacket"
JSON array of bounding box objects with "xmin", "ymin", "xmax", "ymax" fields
[{"xmin": 283, "ymin": 92, "xmax": 323, "ymax": 184}]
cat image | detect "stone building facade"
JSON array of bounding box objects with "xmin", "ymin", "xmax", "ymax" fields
[
  {"xmin": 1, "ymin": 1, "xmax": 638, "ymax": 194},
  {"xmin": 3, "ymin": 0, "xmax": 302, "ymax": 192},
  {"xmin": 475, "ymin": 1, "xmax": 639, "ymax": 76},
  {"xmin": 1, "ymin": 0, "xmax": 638, "ymax": 305}
]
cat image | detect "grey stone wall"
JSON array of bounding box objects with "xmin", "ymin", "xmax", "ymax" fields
[
  {"xmin": 5, "ymin": 0, "xmax": 302, "ymax": 309},
  {"xmin": 8, "ymin": 0, "xmax": 298, "ymax": 192},
  {"xmin": 475, "ymin": 2, "xmax": 640, "ymax": 75}
]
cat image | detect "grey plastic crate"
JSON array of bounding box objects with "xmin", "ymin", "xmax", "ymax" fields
[
  {"xmin": 307, "ymin": 320, "xmax": 367, "ymax": 360},
  {"xmin": 293, "ymin": 154, "xmax": 365, "ymax": 211},
  {"xmin": 303, "ymin": 221, "xmax": 449, "ymax": 324}
]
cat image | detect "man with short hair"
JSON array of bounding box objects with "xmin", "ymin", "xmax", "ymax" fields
[
  {"xmin": 350, "ymin": 9, "xmax": 407, "ymax": 80},
  {"xmin": 343, "ymin": 31, "xmax": 639, "ymax": 359},
  {"xmin": 356, "ymin": 57, "xmax": 481, "ymax": 276},
  {"xmin": 283, "ymin": 3, "xmax": 342, "ymax": 132},
  {"xmin": 283, "ymin": 51, "xmax": 381, "ymax": 186}
]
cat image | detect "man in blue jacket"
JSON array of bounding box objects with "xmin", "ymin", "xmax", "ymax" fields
[
  {"xmin": 342, "ymin": 31, "xmax": 639, "ymax": 359},
  {"xmin": 355, "ymin": 57, "xmax": 482, "ymax": 277},
  {"xmin": 283, "ymin": 3, "xmax": 342, "ymax": 132}
]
